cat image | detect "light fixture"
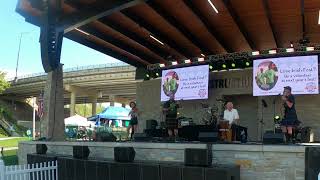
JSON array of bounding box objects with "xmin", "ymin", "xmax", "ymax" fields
[
  {"xmin": 155, "ymin": 72, "xmax": 160, "ymax": 77},
  {"xmin": 198, "ymin": 57, "xmax": 205, "ymax": 62},
  {"xmin": 184, "ymin": 59, "xmax": 191, "ymax": 64},
  {"xmin": 252, "ymin": 51, "xmax": 260, "ymax": 56},
  {"xmin": 268, "ymin": 49, "xmax": 277, "ymax": 54},
  {"xmin": 222, "ymin": 64, "xmax": 227, "ymax": 69},
  {"xmin": 150, "ymin": 35, "xmax": 164, "ymax": 45},
  {"xmin": 159, "ymin": 63, "xmax": 165, "ymax": 68},
  {"xmin": 318, "ymin": 10, "xmax": 320, "ymax": 25},
  {"xmin": 171, "ymin": 61, "xmax": 178, "ymax": 65},
  {"xmin": 201, "ymin": 53, "xmax": 205, "ymax": 57},
  {"xmin": 290, "ymin": 41, "xmax": 294, "ymax": 47},
  {"xmin": 75, "ymin": 28, "xmax": 90, "ymax": 36},
  {"xmin": 306, "ymin": 46, "xmax": 315, "ymax": 51},
  {"xmin": 209, "ymin": 65, "xmax": 213, "ymax": 70},
  {"xmin": 286, "ymin": 48, "xmax": 294, "ymax": 53},
  {"xmin": 231, "ymin": 62, "xmax": 236, "ymax": 68},
  {"xmin": 207, "ymin": 0, "xmax": 219, "ymax": 13}
]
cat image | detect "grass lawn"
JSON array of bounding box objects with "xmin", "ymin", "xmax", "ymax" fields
[
  {"xmin": 0, "ymin": 137, "xmax": 30, "ymax": 148},
  {"xmin": 1, "ymin": 150, "xmax": 18, "ymax": 166}
]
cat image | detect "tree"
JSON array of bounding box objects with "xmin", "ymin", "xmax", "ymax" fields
[
  {"xmin": 0, "ymin": 71, "xmax": 10, "ymax": 94},
  {"xmin": 75, "ymin": 103, "xmax": 105, "ymax": 117}
]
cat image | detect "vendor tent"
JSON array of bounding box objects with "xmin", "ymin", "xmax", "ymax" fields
[{"xmin": 64, "ymin": 114, "xmax": 90, "ymax": 126}]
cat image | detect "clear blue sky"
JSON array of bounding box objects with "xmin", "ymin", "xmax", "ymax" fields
[{"xmin": 0, "ymin": 0, "xmax": 121, "ymax": 78}]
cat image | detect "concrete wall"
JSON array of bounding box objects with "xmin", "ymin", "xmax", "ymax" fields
[
  {"xmin": 18, "ymin": 141, "xmax": 305, "ymax": 180},
  {"xmin": 136, "ymin": 69, "xmax": 320, "ymax": 141}
]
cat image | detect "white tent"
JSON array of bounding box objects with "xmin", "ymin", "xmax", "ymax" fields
[{"xmin": 64, "ymin": 114, "xmax": 89, "ymax": 126}]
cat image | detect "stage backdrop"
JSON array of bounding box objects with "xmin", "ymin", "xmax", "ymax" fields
[
  {"xmin": 253, "ymin": 55, "xmax": 319, "ymax": 96},
  {"xmin": 161, "ymin": 65, "xmax": 209, "ymax": 101}
]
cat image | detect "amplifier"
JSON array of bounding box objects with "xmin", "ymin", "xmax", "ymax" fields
[
  {"xmin": 185, "ymin": 148, "xmax": 212, "ymax": 167},
  {"xmin": 263, "ymin": 132, "xmax": 285, "ymax": 144},
  {"xmin": 114, "ymin": 147, "xmax": 135, "ymax": 162}
]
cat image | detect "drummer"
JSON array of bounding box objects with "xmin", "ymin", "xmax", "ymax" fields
[{"xmin": 223, "ymin": 102, "xmax": 240, "ymax": 127}]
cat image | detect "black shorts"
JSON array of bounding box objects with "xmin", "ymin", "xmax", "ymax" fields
[
  {"xmin": 130, "ymin": 117, "xmax": 138, "ymax": 125},
  {"xmin": 166, "ymin": 116, "xmax": 178, "ymax": 130}
]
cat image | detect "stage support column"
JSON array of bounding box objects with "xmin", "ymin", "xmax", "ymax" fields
[
  {"xmin": 91, "ymin": 96, "xmax": 98, "ymax": 116},
  {"xmin": 70, "ymin": 91, "xmax": 76, "ymax": 116},
  {"xmin": 109, "ymin": 95, "xmax": 115, "ymax": 106},
  {"xmin": 121, "ymin": 103, "xmax": 126, "ymax": 108}
]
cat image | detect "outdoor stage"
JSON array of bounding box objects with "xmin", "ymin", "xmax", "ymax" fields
[{"xmin": 18, "ymin": 141, "xmax": 308, "ymax": 180}]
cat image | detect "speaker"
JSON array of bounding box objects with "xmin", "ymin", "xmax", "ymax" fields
[
  {"xmin": 135, "ymin": 67, "xmax": 148, "ymax": 80},
  {"xmin": 182, "ymin": 166, "xmax": 204, "ymax": 180},
  {"xmin": 109, "ymin": 163, "xmax": 125, "ymax": 180},
  {"xmin": 160, "ymin": 164, "xmax": 182, "ymax": 180},
  {"xmin": 124, "ymin": 163, "xmax": 141, "ymax": 180},
  {"xmin": 184, "ymin": 148, "xmax": 212, "ymax": 167},
  {"xmin": 206, "ymin": 165, "xmax": 240, "ymax": 180},
  {"xmin": 141, "ymin": 164, "xmax": 160, "ymax": 180},
  {"xmin": 36, "ymin": 144, "xmax": 48, "ymax": 154},
  {"xmin": 73, "ymin": 146, "xmax": 90, "ymax": 159},
  {"xmin": 263, "ymin": 132, "xmax": 285, "ymax": 144},
  {"xmin": 133, "ymin": 133, "xmax": 152, "ymax": 142},
  {"xmin": 114, "ymin": 147, "xmax": 135, "ymax": 162},
  {"xmin": 305, "ymin": 147, "xmax": 320, "ymax": 180},
  {"xmin": 198, "ymin": 132, "xmax": 218, "ymax": 142},
  {"xmin": 146, "ymin": 120, "xmax": 158, "ymax": 130}
]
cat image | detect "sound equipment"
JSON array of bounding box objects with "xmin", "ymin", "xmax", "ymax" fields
[
  {"xmin": 184, "ymin": 148, "xmax": 212, "ymax": 167},
  {"xmin": 135, "ymin": 67, "xmax": 148, "ymax": 80},
  {"xmin": 160, "ymin": 164, "xmax": 182, "ymax": 180},
  {"xmin": 124, "ymin": 163, "xmax": 141, "ymax": 180},
  {"xmin": 205, "ymin": 165, "xmax": 240, "ymax": 180},
  {"xmin": 182, "ymin": 166, "xmax": 205, "ymax": 180},
  {"xmin": 305, "ymin": 147, "xmax": 320, "ymax": 180},
  {"xmin": 300, "ymin": 127, "xmax": 311, "ymax": 143},
  {"xmin": 85, "ymin": 160, "xmax": 98, "ymax": 180},
  {"xmin": 198, "ymin": 132, "xmax": 218, "ymax": 142},
  {"xmin": 146, "ymin": 120, "xmax": 158, "ymax": 129},
  {"xmin": 95, "ymin": 131, "xmax": 116, "ymax": 142},
  {"xmin": 114, "ymin": 147, "xmax": 135, "ymax": 162},
  {"xmin": 141, "ymin": 164, "xmax": 160, "ymax": 180},
  {"xmin": 109, "ymin": 163, "xmax": 125, "ymax": 180},
  {"xmin": 36, "ymin": 144, "xmax": 48, "ymax": 154},
  {"xmin": 263, "ymin": 132, "xmax": 285, "ymax": 144},
  {"xmin": 73, "ymin": 146, "xmax": 90, "ymax": 159},
  {"xmin": 133, "ymin": 133, "xmax": 152, "ymax": 141}
]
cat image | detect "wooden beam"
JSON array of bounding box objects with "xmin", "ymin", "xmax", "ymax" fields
[
  {"xmin": 262, "ymin": 0, "xmax": 280, "ymax": 48},
  {"xmin": 183, "ymin": 0, "xmax": 232, "ymax": 53},
  {"xmin": 58, "ymin": 0, "xmax": 147, "ymax": 33},
  {"xmin": 147, "ymin": 1, "xmax": 212, "ymax": 55},
  {"xmin": 222, "ymin": 0, "xmax": 256, "ymax": 50},
  {"xmin": 122, "ymin": 10, "xmax": 193, "ymax": 58}
]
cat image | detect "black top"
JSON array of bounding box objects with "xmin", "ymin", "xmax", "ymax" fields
[
  {"xmin": 163, "ymin": 99, "xmax": 179, "ymax": 118},
  {"xmin": 284, "ymin": 94, "xmax": 298, "ymax": 121}
]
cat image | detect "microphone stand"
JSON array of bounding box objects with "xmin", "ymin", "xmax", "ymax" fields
[{"xmin": 260, "ymin": 101, "xmax": 265, "ymax": 142}]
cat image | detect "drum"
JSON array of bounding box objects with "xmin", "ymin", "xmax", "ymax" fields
[{"xmin": 219, "ymin": 121, "xmax": 232, "ymax": 142}]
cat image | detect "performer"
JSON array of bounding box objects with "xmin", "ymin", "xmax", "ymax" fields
[
  {"xmin": 128, "ymin": 101, "xmax": 139, "ymax": 140},
  {"xmin": 223, "ymin": 102, "xmax": 240, "ymax": 126},
  {"xmin": 281, "ymin": 86, "xmax": 299, "ymax": 143},
  {"xmin": 162, "ymin": 94, "xmax": 180, "ymax": 138}
]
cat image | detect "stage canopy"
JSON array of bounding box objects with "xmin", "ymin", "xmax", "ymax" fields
[{"xmin": 16, "ymin": 0, "xmax": 320, "ymax": 67}]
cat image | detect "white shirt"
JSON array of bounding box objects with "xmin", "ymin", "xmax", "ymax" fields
[{"xmin": 223, "ymin": 109, "xmax": 239, "ymax": 124}]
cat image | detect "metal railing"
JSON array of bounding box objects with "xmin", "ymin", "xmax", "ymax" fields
[{"xmin": 7, "ymin": 62, "xmax": 130, "ymax": 81}]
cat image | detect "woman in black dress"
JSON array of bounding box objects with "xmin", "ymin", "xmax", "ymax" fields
[
  {"xmin": 128, "ymin": 102, "xmax": 139, "ymax": 140},
  {"xmin": 281, "ymin": 86, "xmax": 299, "ymax": 142}
]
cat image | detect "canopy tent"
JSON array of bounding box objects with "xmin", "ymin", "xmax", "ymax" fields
[
  {"xmin": 88, "ymin": 106, "xmax": 131, "ymax": 121},
  {"xmin": 64, "ymin": 114, "xmax": 90, "ymax": 126}
]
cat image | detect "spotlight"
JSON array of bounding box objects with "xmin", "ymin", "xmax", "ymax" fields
[
  {"xmin": 171, "ymin": 61, "xmax": 178, "ymax": 65},
  {"xmin": 155, "ymin": 72, "xmax": 160, "ymax": 77},
  {"xmin": 209, "ymin": 65, "xmax": 213, "ymax": 70},
  {"xmin": 290, "ymin": 41, "xmax": 294, "ymax": 48},
  {"xmin": 222, "ymin": 63, "xmax": 227, "ymax": 69},
  {"xmin": 286, "ymin": 48, "xmax": 294, "ymax": 53},
  {"xmin": 198, "ymin": 57, "xmax": 205, "ymax": 62},
  {"xmin": 144, "ymin": 73, "xmax": 150, "ymax": 80},
  {"xmin": 159, "ymin": 63, "xmax": 165, "ymax": 68},
  {"xmin": 201, "ymin": 53, "xmax": 205, "ymax": 57},
  {"xmin": 274, "ymin": 115, "xmax": 281, "ymax": 123},
  {"xmin": 231, "ymin": 62, "xmax": 236, "ymax": 68},
  {"xmin": 252, "ymin": 51, "xmax": 260, "ymax": 56},
  {"xmin": 268, "ymin": 49, "xmax": 277, "ymax": 54},
  {"xmin": 241, "ymin": 59, "xmax": 252, "ymax": 68},
  {"xmin": 306, "ymin": 46, "xmax": 314, "ymax": 51},
  {"xmin": 184, "ymin": 59, "xmax": 191, "ymax": 64}
]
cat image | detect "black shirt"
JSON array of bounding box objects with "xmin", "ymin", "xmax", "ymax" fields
[
  {"xmin": 284, "ymin": 94, "xmax": 298, "ymax": 121},
  {"xmin": 163, "ymin": 99, "xmax": 179, "ymax": 118}
]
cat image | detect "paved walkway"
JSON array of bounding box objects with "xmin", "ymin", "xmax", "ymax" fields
[{"xmin": 0, "ymin": 137, "xmax": 20, "ymax": 141}]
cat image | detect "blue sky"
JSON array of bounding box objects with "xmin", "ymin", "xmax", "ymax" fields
[{"xmin": 0, "ymin": 0, "xmax": 121, "ymax": 78}]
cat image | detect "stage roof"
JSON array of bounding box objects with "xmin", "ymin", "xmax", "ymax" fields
[{"xmin": 16, "ymin": 0, "xmax": 320, "ymax": 67}]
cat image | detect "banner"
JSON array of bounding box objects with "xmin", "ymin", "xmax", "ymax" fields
[
  {"xmin": 253, "ymin": 55, "xmax": 319, "ymax": 96},
  {"xmin": 161, "ymin": 65, "xmax": 209, "ymax": 101}
]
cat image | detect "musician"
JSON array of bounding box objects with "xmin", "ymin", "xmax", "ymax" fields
[
  {"xmin": 281, "ymin": 86, "xmax": 299, "ymax": 143},
  {"xmin": 162, "ymin": 94, "xmax": 180, "ymax": 138},
  {"xmin": 223, "ymin": 102, "xmax": 240, "ymax": 126},
  {"xmin": 128, "ymin": 101, "xmax": 139, "ymax": 140}
]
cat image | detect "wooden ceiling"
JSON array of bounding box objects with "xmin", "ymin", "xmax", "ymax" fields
[{"xmin": 16, "ymin": 0, "xmax": 320, "ymax": 67}]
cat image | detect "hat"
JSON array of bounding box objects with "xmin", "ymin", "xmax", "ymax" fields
[{"xmin": 284, "ymin": 86, "xmax": 292, "ymax": 91}]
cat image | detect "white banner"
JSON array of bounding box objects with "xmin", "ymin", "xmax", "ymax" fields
[
  {"xmin": 253, "ymin": 55, "xmax": 319, "ymax": 96},
  {"xmin": 161, "ymin": 65, "xmax": 209, "ymax": 101}
]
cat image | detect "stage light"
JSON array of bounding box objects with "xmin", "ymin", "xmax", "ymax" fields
[
  {"xmin": 268, "ymin": 49, "xmax": 277, "ymax": 54},
  {"xmin": 286, "ymin": 48, "xmax": 294, "ymax": 53},
  {"xmin": 318, "ymin": 10, "xmax": 320, "ymax": 25},
  {"xmin": 290, "ymin": 41, "xmax": 294, "ymax": 48},
  {"xmin": 306, "ymin": 46, "xmax": 314, "ymax": 51},
  {"xmin": 231, "ymin": 62, "xmax": 236, "ymax": 68},
  {"xmin": 146, "ymin": 74, "xmax": 150, "ymax": 78},
  {"xmin": 252, "ymin": 51, "xmax": 260, "ymax": 56},
  {"xmin": 184, "ymin": 59, "xmax": 191, "ymax": 64},
  {"xmin": 209, "ymin": 65, "xmax": 213, "ymax": 70},
  {"xmin": 75, "ymin": 28, "xmax": 90, "ymax": 36},
  {"xmin": 222, "ymin": 64, "xmax": 227, "ymax": 69},
  {"xmin": 207, "ymin": 0, "xmax": 219, "ymax": 13},
  {"xmin": 155, "ymin": 72, "xmax": 160, "ymax": 77},
  {"xmin": 201, "ymin": 53, "xmax": 205, "ymax": 57},
  {"xmin": 159, "ymin": 63, "xmax": 165, "ymax": 68},
  {"xmin": 150, "ymin": 35, "xmax": 164, "ymax": 45},
  {"xmin": 198, "ymin": 57, "xmax": 205, "ymax": 62},
  {"xmin": 171, "ymin": 61, "xmax": 178, "ymax": 65}
]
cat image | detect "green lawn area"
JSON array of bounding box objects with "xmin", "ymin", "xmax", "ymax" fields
[
  {"xmin": 0, "ymin": 137, "xmax": 30, "ymax": 165},
  {"xmin": 0, "ymin": 137, "xmax": 30, "ymax": 148}
]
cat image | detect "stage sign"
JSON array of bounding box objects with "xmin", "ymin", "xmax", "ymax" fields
[
  {"xmin": 253, "ymin": 55, "xmax": 319, "ymax": 96},
  {"xmin": 161, "ymin": 65, "xmax": 209, "ymax": 101}
]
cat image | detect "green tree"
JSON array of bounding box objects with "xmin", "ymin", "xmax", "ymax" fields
[
  {"xmin": 75, "ymin": 103, "xmax": 105, "ymax": 117},
  {"xmin": 0, "ymin": 71, "xmax": 10, "ymax": 94}
]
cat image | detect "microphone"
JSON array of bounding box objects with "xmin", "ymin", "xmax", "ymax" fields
[{"xmin": 261, "ymin": 99, "xmax": 268, "ymax": 108}]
